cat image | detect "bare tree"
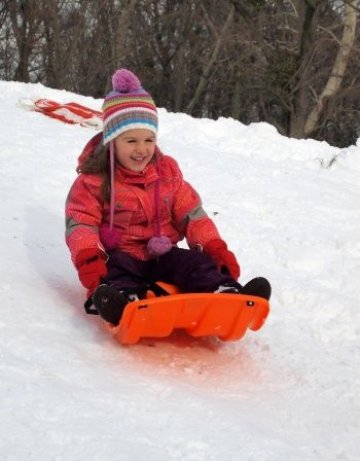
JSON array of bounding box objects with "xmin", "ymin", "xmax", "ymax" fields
[
  {"xmin": 0, "ymin": 0, "xmax": 359, "ymax": 146},
  {"xmin": 6, "ymin": 0, "xmax": 43, "ymax": 82},
  {"xmin": 185, "ymin": 3, "xmax": 235, "ymax": 113},
  {"xmin": 304, "ymin": 0, "xmax": 358, "ymax": 135},
  {"xmin": 230, "ymin": 0, "xmax": 359, "ymax": 143}
]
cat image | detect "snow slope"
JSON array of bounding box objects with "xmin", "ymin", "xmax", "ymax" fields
[{"xmin": 0, "ymin": 80, "xmax": 359, "ymax": 461}]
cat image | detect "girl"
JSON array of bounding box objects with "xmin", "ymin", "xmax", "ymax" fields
[{"xmin": 65, "ymin": 69, "xmax": 271, "ymax": 326}]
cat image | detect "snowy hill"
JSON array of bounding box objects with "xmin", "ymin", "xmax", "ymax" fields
[{"xmin": 0, "ymin": 80, "xmax": 359, "ymax": 461}]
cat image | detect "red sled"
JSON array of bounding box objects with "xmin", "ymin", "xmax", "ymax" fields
[
  {"xmin": 17, "ymin": 97, "xmax": 103, "ymax": 129},
  {"xmin": 105, "ymin": 283, "xmax": 270, "ymax": 345}
]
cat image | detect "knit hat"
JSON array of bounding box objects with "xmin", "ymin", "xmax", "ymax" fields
[{"xmin": 102, "ymin": 69, "xmax": 158, "ymax": 144}]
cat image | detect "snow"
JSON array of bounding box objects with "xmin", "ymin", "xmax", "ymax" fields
[{"xmin": 0, "ymin": 80, "xmax": 359, "ymax": 461}]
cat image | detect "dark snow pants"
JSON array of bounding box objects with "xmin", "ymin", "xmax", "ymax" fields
[{"xmin": 103, "ymin": 247, "xmax": 235, "ymax": 293}]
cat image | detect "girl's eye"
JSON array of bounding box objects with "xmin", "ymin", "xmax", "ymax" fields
[{"xmin": 124, "ymin": 138, "xmax": 154, "ymax": 144}]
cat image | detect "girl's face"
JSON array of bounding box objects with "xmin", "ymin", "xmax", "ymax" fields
[{"xmin": 114, "ymin": 129, "xmax": 156, "ymax": 172}]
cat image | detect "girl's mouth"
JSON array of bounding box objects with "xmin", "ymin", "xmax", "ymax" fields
[{"xmin": 131, "ymin": 156, "xmax": 146, "ymax": 162}]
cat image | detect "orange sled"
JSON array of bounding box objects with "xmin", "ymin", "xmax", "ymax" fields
[{"xmin": 106, "ymin": 283, "xmax": 270, "ymax": 345}]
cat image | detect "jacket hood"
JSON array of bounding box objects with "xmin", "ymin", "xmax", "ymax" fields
[{"xmin": 76, "ymin": 132, "xmax": 103, "ymax": 173}]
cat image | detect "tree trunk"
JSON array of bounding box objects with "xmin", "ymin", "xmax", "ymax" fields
[
  {"xmin": 231, "ymin": 66, "xmax": 242, "ymax": 120},
  {"xmin": 289, "ymin": 1, "xmax": 319, "ymax": 138},
  {"xmin": 9, "ymin": 0, "xmax": 31, "ymax": 82},
  {"xmin": 111, "ymin": 0, "xmax": 137, "ymax": 68},
  {"xmin": 174, "ymin": 46, "xmax": 185, "ymax": 112},
  {"xmin": 304, "ymin": 1, "xmax": 357, "ymax": 136}
]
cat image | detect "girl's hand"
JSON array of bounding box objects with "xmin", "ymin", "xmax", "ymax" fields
[
  {"xmin": 203, "ymin": 239, "xmax": 240, "ymax": 280},
  {"xmin": 76, "ymin": 248, "xmax": 108, "ymax": 295}
]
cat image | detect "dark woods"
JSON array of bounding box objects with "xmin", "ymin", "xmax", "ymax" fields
[{"xmin": 1, "ymin": 0, "xmax": 359, "ymax": 147}]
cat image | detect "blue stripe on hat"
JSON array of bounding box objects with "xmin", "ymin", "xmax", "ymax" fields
[{"xmin": 104, "ymin": 118, "xmax": 158, "ymax": 143}]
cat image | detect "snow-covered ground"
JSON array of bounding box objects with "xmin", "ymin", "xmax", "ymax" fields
[{"xmin": 0, "ymin": 80, "xmax": 359, "ymax": 461}]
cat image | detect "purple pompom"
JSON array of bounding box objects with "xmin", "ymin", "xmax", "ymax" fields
[
  {"xmin": 147, "ymin": 236, "xmax": 172, "ymax": 257},
  {"xmin": 99, "ymin": 225, "xmax": 121, "ymax": 250},
  {"xmin": 111, "ymin": 69, "xmax": 141, "ymax": 93}
]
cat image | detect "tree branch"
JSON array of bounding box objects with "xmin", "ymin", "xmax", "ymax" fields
[{"xmin": 186, "ymin": 4, "xmax": 235, "ymax": 114}]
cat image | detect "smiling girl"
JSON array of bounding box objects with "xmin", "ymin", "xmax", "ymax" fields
[{"xmin": 65, "ymin": 69, "xmax": 270, "ymax": 326}]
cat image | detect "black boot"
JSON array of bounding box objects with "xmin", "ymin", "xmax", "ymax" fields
[
  {"xmin": 241, "ymin": 277, "xmax": 271, "ymax": 300},
  {"xmin": 92, "ymin": 284, "xmax": 129, "ymax": 326}
]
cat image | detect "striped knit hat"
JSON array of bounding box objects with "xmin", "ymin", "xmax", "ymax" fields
[
  {"xmin": 99, "ymin": 69, "xmax": 171, "ymax": 255},
  {"xmin": 102, "ymin": 69, "xmax": 158, "ymax": 144}
]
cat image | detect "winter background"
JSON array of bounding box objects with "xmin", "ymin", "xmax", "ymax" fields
[{"xmin": 0, "ymin": 79, "xmax": 359, "ymax": 461}]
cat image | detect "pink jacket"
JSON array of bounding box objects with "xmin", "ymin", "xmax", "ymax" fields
[{"xmin": 65, "ymin": 136, "xmax": 221, "ymax": 265}]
